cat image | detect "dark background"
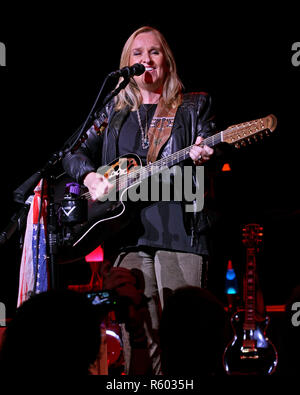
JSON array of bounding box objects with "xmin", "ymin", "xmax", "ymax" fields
[{"xmin": 0, "ymin": 5, "xmax": 299, "ymax": 317}]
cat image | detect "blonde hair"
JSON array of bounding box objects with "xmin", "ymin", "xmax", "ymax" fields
[{"xmin": 114, "ymin": 26, "xmax": 183, "ymax": 111}]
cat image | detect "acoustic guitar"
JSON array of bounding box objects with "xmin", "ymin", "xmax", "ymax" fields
[{"xmin": 56, "ymin": 115, "xmax": 277, "ymax": 261}]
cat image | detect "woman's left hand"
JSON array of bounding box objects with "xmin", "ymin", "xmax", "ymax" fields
[{"xmin": 189, "ymin": 136, "xmax": 214, "ymax": 165}]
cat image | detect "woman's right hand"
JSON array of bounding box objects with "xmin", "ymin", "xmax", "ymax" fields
[{"xmin": 83, "ymin": 171, "xmax": 113, "ymax": 201}]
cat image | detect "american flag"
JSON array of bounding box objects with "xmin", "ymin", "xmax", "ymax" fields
[{"xmin": 17, "ymin": 180, "xmax": 49, "ymax": 306}]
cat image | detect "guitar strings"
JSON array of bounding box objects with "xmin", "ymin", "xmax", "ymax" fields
[
  {"xmin": 79, "ymin": 119, "xmax": 268, "ymax": 200},
  {"xmin": 79, "ymin": 144, "xmax": 194, "ymax": 201},
  {"xmin": 79, "ymin": 134, "xmax": 234, "ymax": 199}
]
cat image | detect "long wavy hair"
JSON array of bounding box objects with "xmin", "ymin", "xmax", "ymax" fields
[{"xmin": 114, "ymin": 26, "xmax": 183, "ymax": 111}]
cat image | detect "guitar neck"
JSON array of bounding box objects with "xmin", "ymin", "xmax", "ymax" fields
[
  {"xmin": 244, "ymin": 248, "xmax": 257, "ymax": 330},
  {"xmin": 141, "ymin": 114, "xmax": 275, "ymax": 178},
  {"xmin": 120, "ymin": 114, "xmax": 276, "ymax": 190},
  {"xmin": 137, "ymin": 131, "xmax": 223, "ymax": 181}
]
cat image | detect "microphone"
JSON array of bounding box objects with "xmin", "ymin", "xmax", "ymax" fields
[{"xmin": 109, "ymin": 63, "xmax": 145, "ymax": 78}]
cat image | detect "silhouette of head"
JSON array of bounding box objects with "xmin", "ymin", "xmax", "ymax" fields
[
  {"xmin": 0, "ymin": 289, "xmax": 103, "ymax": 376},
  {"xmin": 160, "ymin": 286, "xmax": 226, "ymax": 376}
]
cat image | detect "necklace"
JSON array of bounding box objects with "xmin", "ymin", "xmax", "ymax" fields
[{"xmin": 136, "ymin": 104, "xmax": 157, "ymax": 149}]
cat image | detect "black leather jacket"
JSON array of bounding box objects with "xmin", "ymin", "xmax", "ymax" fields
[{"xmin": 62, "ymin": 92, "xmax": 217, "ymax": 247}]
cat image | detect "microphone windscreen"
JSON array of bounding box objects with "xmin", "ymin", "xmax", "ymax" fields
[{"xmin": 133, "ymin": 63, "xmax": 145, "ymax": 76}]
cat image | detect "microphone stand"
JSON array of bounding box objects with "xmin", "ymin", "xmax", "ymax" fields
[
  {"xmin": 0, "ymin": 195, "xmax": 33, "ymax": 246},
  {"xmin": 1, "ymin": 74, "xmax": 131, "ymax": 292}
]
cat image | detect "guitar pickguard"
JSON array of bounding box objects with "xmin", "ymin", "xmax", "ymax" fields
[{"xmin": 99, "ymin": 155, "xmax": 141, "ymax": 183}]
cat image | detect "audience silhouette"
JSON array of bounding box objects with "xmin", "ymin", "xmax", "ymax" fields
[
  {"xmin": 0, "ymin": 274, "xmax": 230, "ymax": 377},
  {"xmin": 159, "ymin": 286, "xmax": 227, "ymax": 376},
  {"xmin": 0, "ymin": 289, "xmax": 103, "ymax": 376}
]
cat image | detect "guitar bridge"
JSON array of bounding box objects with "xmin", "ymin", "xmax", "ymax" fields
[{"xmin": 241, "ymin": 340, "xmax": 258, "ymax": 359}]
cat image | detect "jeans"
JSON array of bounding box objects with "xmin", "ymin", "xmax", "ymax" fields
[{"xmin": 114, "ymin": 248, "xmax": 208, "ymax": 374}]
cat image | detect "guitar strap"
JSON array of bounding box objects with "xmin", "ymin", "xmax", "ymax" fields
[{"xmin": 146, "ymin": 99, "xmax": 179, "ymax": 164}]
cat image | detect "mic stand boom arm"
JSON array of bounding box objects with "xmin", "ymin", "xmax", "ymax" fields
[{"xmin": 13, "ymin": 75, "xmax": 131, "ymax": 204}]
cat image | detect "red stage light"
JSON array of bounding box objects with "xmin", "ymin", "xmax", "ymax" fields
[
  {"xmin": 221, "ymin": 163, "xmax": 231, "ymax": 172},
  {"xmin": 85, "ymin": 245, "xmax": 104, "ymax": 262}
]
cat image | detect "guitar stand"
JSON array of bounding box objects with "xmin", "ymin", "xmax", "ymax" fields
[{"xmin": 46, "ymin": 174, "xmax": 60, "ymax": 290}]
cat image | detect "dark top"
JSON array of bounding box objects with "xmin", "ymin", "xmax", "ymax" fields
[
  {"xmin": 118, "ymin": 104, "xmax": 154, "ymax": 164},
  {"xmin": 117, "ymin": 104, "xmax": 209, "ymax": 256}
]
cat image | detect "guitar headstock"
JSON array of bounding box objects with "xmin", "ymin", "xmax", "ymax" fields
[
  {"xmin": 242, "ymin": 224, "xmax": 263, "ymax": 249},
  {"xmin": 222, "ymin": 114, "xmax": 277, "ymax": 148}
]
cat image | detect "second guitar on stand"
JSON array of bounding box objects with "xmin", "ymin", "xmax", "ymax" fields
[{"xmin": 223, "ymin": 224, "xmax": 278, "ymax": 375}]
